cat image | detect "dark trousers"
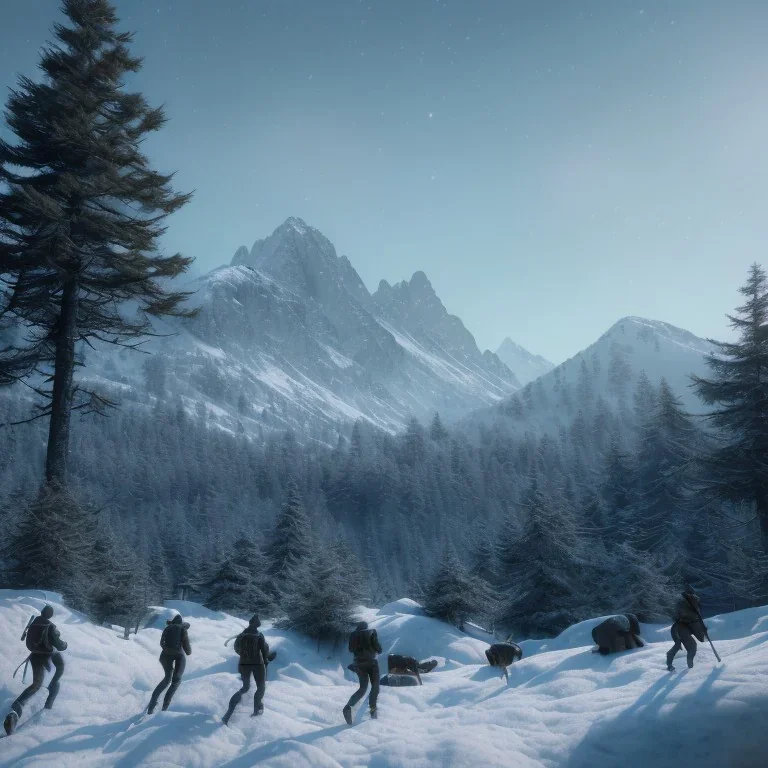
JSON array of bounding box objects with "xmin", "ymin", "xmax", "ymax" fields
[
  {"xmin": 12, "ymin": 653, "xmax": 65, "ymax": 716},
  {"xmin": 347, "ymin": 660, "xmax": 379, "ymax": 711},
  {"xmin": 667, "ymin": 623, "xmax": 698, "ymax": 667},
  {"xmin": 148, "ymin": 653, "xmax": 186, "ymax": 711},
  {"xmin": 226, "ymin": 664, "xmax": 266, "ymax": 717}
]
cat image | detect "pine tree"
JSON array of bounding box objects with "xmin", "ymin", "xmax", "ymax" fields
[
  {"xmin": 90, "ymin": 536, "xmax": 154, "ymax": 637},
  {"xmin": 691, "ymin": 264, "xmax": 768, "ymax": 553},
  {"xmin": 204, "ymin": 536, "xmax": 273, "ymax": 616},
  {"xmin": 4, "ymin": 484, "xmax": 96, "ymax": 609},
  {"xmin": 631, "ymin": 379, "xmax": 701, "ymax": 573},
  {"xmin": 277, "ymin": 546, "xmax": 356, "ymax": 646},
  {"xmin": 0, "ymin": 0, "xmax": 193, "ymax": 489},
  {"xmin": 429, "ymin": 412, "xmax": 449, "ymax": 442},
  {"xmin": 424, "ymin": 544, "xmax": 496, "ymax": 631},
  {"xmin": 469, "ymin": 535, "xmax": 501, "ymax": 588},
  {"xmin": 610, "ymin": 542, "xmax": 675, "ymax": 622},
  {"xmin": 500, "ymin": 476, "xmax": 586, "ymax": 637},
  {"xmin": 601, "ymin": 431, "xmax": 634, "ymax": 536},
  {"xmin": 266, "ymin": 481, "xmax": 313, "ymax": 599}
]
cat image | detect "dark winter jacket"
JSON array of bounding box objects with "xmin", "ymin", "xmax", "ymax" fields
[
  {"xmin": 673, "ymin": 593, "xmax": 702, "ymax": 625},
  {"xmin": 672, "ymin": 593, "xmax": 706, "ymax": 642},
  {"xmin": 234, "ymin": 628, "xmax": 271, "ymax": 666},
  {"xmin": 387, "ymin": 654, "xmax": 420, "ymax": 676},
  {"xmin": 160, "ymin": 615, "xmax": 191, "ymax": 657},
  {"xmin": 349, "ymin": 622, "xmax": 382, "ymax": 662},
  {"xmin": 591, "ymin": 614, "xmax": 644, "ymax": 655},
  {"xmin": 25, "ymin": 616, "xmax": 67, "ymax": 656},
  {"xmin": 485, "ymin": 642, "xmax": 523, "ymax": 668}
]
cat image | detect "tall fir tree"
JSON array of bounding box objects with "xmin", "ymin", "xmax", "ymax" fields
[
  {"xmin": 0, "ymin": 0, "xmax": 193, "ymax": 489},
  {"xmin": 4, "ymin": 483, "xmax": 97, "ymax": 608},
  {"xmin": 204, "ymin": 536, "xmax": 274, "ymax": 616},
  {"xmin": 277, "ymin": 546, "xmax": 356, "ymax": 647},
  {"xmin": 500, "ymin": 474, "xmax": 586, "ymax": 637},
  {"xmin": 692, "ymin": 263, "xmax": 768, "ymax": 553},
  {"xmin": 424, "ymin": 544, "xmax": 496, "ymax": 631},
  {"xmin": 266, "ymin": 481, "xmax": 313, "ymax": 600}
]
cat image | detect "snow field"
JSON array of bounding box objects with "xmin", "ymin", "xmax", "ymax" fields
[{"xmin": 1, "ymin": 592, "xmax": 767, "ymax": 767}]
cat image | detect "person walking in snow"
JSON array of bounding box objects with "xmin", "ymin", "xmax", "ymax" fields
[
  {"xmin": 147, "ymin": 614, "xmax": 191, "ymax": 714},
  {"xmin": 3, "ymin": 605, "xmax": 68, "ymax": 735},
  {"xmin": 343, "ymin": 620, "xmax": 383, "ymax": 724},
  {"xmin": 222, "ymin": 614, "xmax": 274, "ymax": 725},
  {"xmin": 666, "ymin": 588, "xmax": 707, "ymax": 671}
]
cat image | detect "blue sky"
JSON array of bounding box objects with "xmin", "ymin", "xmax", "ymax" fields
[{"xmin": 2, "ymin": 1, "xmax": 765, "ymax": 362}]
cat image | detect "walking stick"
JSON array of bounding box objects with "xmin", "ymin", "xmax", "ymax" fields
[{"xmin": 687, "ymin": 595, "xmax": 722, "ymax": 663}]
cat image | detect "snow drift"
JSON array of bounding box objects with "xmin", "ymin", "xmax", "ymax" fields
[{"xmin": 1, "ymin": 590, "xmax": 767, "ymax": 767}]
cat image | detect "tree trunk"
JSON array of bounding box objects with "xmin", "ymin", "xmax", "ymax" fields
[
  {"xmin": 45, "ymin": 279, "xmax": 78, "ymax": 487},
  {"xmin": 756, "ymin": 488, "xmax": 768, "ymax": 555}
]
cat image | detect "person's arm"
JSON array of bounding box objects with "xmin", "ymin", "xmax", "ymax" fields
[
  {"xmin": 182, "ymin": 628, "xmax": 192, "ymax": 655},
  {"xmin": 348, "ymin": 633, "xmax": 356, "ymax": 654},
  {"xmin": 50, "ymin": 626, "xmax": 67, "ymax": 652},
  {"xmin": 234, "ymin": 634, "xmax": 242, "ymax": 655},
  {"xmin": 372, "ymin": 630, "xmax": 382, "ymax": 654},
  {"xmin": 261, "ymin": 635, "xmax": 271, "ymax": 665}
]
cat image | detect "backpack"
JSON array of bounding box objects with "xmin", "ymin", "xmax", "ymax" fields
[
  {"xmin": 161, "ymin": 623, "xmax": 184, "ymax": 652},
  {"xmin": 351, "ymin": 629, "xmax": 376, "ymax": 654},
  {"xmin": 25, "ymin": 622, "xmax": 52, "ymax": 653},
  {"xmin": 237, "ymin": 631, "xmax": 261, "ymax": 661}
]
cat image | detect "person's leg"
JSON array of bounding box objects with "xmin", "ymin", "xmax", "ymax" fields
[
  {"xmin": 162, "ymin": 654, "xmax": 186, "ymax": 710},
  {"xmin": 678, "ymin": 625, "xmax": 697, "ymax": 668},
  {"xmin": 253, "ymin": 666, "xmax": 266, "ymax": 713},
  {"xmin": 666, "ymin": 625, "xmax": 683, "ymax": 670},
  {"xmin": 223, "ymin": 667, "xmax": 251, "ymax": 724},
  {"xmin": 346, "ymin": 666, "xmax": 370, "ymax": 708},
  {"xmin": 148, "ymin": 656, "xmax": 175, "ymax": 713},
  {"xmin": 368, "ymin": 661, "xmax": 380, "ymax": 712},
  {"xmin": 44, "ymin": 653, "xmax": 65, "ymax": 709},
  {"xmin": 11, "ymin": 657, "xmax": 47, "ymax": 716}
]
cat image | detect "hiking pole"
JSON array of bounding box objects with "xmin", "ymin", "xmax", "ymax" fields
[
  {"xmin": 20, "ymin": 615, "xmax": 34, "ymax": 641},
  {"xmin": 692, "ymin": 605, "xmax": 721, "ymax": 663},
  {"xmin": 12, "ymin": 655, "xmax": 30, "ymax": 680}
]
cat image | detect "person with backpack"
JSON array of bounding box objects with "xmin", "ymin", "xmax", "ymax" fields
[
  {"xmin": 3, "ymin": 605, "xmax": 68, "ymax": 736},
  {"xmin": 591, "ymin": 614, "xmax": 644, "ymax": 656},
  {"xmin": 343, "ymin": 620, "xmax": 382, "ymax": 724},
  {"xmin": 147, "ymin": 614, "xmax": 191, "ymax": 714},
  {"xmin": 222, "ymin": 614, "xmax": 274, "ymax": 725},
  {"xmin": 667, "ymin": 587, "xmax": 707, "ymax": 671}
]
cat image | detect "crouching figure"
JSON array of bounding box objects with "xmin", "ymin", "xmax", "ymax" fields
[
  {"xmin": 380, "ymin": 654, "xmax": 439, "ymax": 687},
  {"xmin": 592, "ymin": 614, "xmax": 644, "ymax": 656},
  {"xmin": 485, "ymin": 642, "xmax": 523, "ymax": 681}
]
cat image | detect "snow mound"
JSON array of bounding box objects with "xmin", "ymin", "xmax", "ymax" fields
[
  {"xmin": 378, "ymin": 598, "xmax": 424, "ymax": 616},
  {"xmin": 2, "ymin": 591, "xmax": 768, "ymax": 767}
]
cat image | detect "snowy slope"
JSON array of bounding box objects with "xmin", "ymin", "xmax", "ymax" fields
[
  {"xmin": 495, "ymin": 338, "xmax": 555, "ymax": 386},
  {"xmin": 2, "ymin": 591, "xmax": 767, "ymax": 768}
]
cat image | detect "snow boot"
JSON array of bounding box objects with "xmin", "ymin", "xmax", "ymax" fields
[
  {"xmin": 687, "ymin": 657, "xmax": 695, "ymax": 669},
  {"xmin": 370, "ymin": 707, "xmax": 377, "ymax": 720},
  {"xmin": 251, "ymin": 704, "xmax": 264, "ymax": 717},
  {"xmin": 343, "ymin": 705, "xmax": 352, "ymax": 725},
  {"xmin": 3, "ymin": 710, "xmax": 18, "ymax": 737},
  {"xmin": 161, "ymin": 700, "xmax": 171, "ymax": 712},
  {"xmin": 222, "ymin": 704, "xmax": 236, "ymax": 726},
  {"xmin": 666, "ymin": 661, "xmax": 675, "ymax": 672}
]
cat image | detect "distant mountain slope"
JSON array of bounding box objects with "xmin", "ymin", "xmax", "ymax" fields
[
  {"xmin": 495, "ymin": 338, "xmax": 554, "ymax": 386},
  {"xmin": 67, "ymin": 218, "xmax": 519, "ymax": 440},
  {"xmin": 468, "ymin": 315, "xmax": 715, "ymax": 436}
]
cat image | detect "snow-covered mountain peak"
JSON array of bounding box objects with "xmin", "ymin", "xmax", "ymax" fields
[
  {"xmin": 496, "ymin": 338, "xmax": 554, "ymax": 386},
  {"xmin": 598, "ymin": 316, "xmax": 712, "ymax": 357}
]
